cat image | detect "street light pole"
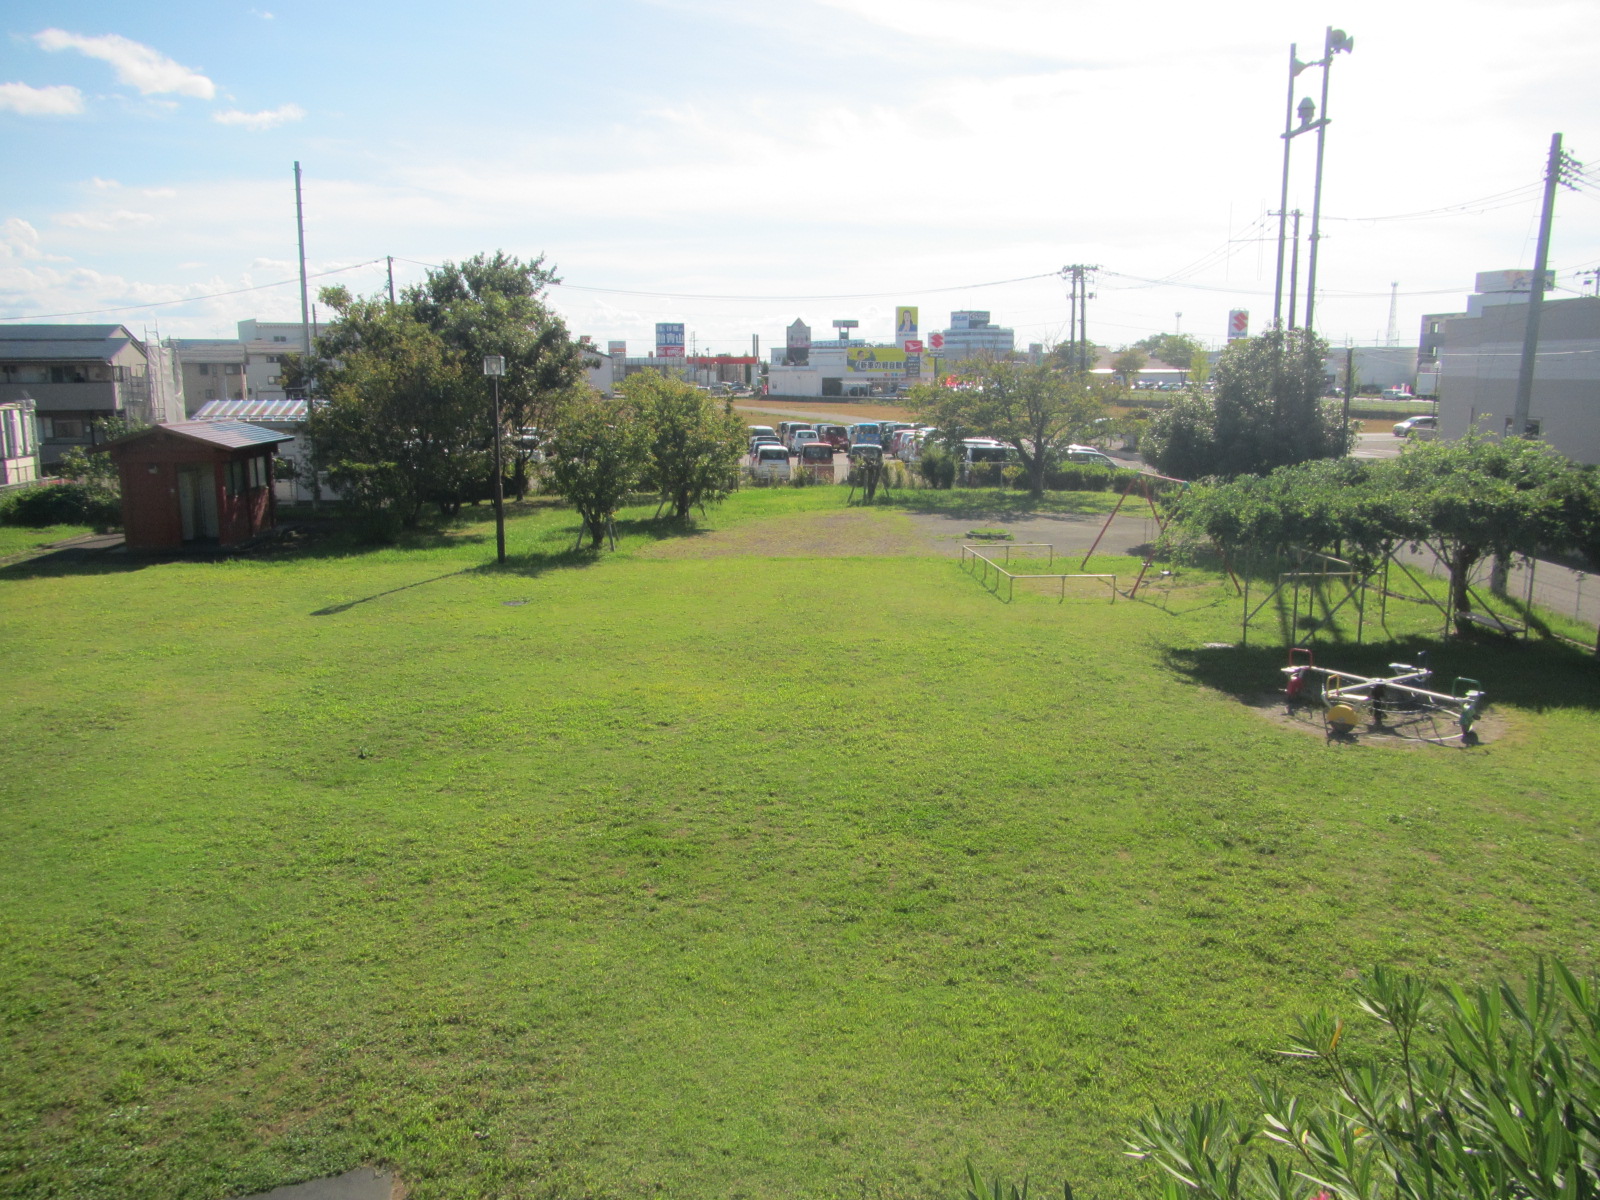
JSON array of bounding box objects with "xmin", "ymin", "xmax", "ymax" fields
[
  {"xmin": 483, "ymin": 355, "xmax": 507, "ymax": 564},
  {"xmin": 1303, "ymin": 27, "xmax": 1354, "ymax": 334}
]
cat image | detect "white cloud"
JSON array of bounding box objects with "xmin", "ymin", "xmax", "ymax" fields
[
  {"xmin": 33, "ymin": 29, "xmax": 215, "ymax": 99},
  {"xmin": 91, "ymin": 176, "xmax": 120, "ymax": 190},
  {"xmin": 140, "ymin": 187, "xmax": 177, "ymax": 198},
  {"xmin": 54, "ymin": 209, "xmax": 156, "ymax": 231},
  {"xmin": 213, "ymin": 103, "xmax": 305, "ymax": 130},
  {"xmin": 0, "ymin": 81, "xmax": 85, "ymax": 115},
  {"xmin": 250, "ymin": 8, "xmax": 275, "ymax": 18}
]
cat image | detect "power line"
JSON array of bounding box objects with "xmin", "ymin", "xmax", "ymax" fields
[
  {"xmin": 546, "ymin": 271, "xmax": 1062, "ymax": 303},
  {"xmin": 0, "ymin": 259, "xmax": 385, "ymax": 323}
]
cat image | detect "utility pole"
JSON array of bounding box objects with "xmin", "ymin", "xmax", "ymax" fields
[
  {"xmin": 386, "ymin": 256, "xmax": 396, "ymax": 304},
  {"xmin": 1273, "ymin": 43, "xmax": 1307, "ymax": 328},
  {"xmin": 1284, "ymin": 210, "xmax": 1303, "ymax": 329},
  {"xmin": 1513, "ymin": 132, "xmax": 1582, "ymax": 438},
  {"xmin": 1061, "ymin": 264, "xmax": 1099, "ymax": 375},
  {"xmin": 294, "ymin": 161, "xmax": 316, "ymax": 510},
  {"xmin": 1342, "ymin": 344, "xmax": 1355, "ymax": 430}
]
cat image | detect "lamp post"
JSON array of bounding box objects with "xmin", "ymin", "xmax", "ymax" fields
[
  {"xmin": 1303, "ymin": 27, "xmax": 1354, "ymax": 334},
  {"xmin": 483, "ymin": 354, "xmax": 506, "ymax": 564}
]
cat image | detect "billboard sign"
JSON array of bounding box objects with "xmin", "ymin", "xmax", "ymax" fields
[
  {"xmin": 607, "ymin": 340, "xmax": 626, "ymax": 358},
  {"xmin": 894, "ymin": 306, "xmax": 918, "ymax": 338},
  {"xmin": 847, "ymin": 346, "xmax": 908, "ymax": 372},
  {"xmin": 1227, "ymin": 310, "xmax": 1249, "ymax": 341},
  {"xmin": 655, "ymin": 323, "xmax": 685, "ymax": 358},
  {"xmin": 786, "ymin": 319, "xmax": 811, "ymax": 349},
  {"xmin": 903, "ymin": 339, "xmax": 923, "ymax": 353},
  {"xmin": 928, "ymin": 332, "xmax": 945, "ymax": 351}
]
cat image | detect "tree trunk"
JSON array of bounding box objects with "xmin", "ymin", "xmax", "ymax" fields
[
  {"xmin": 1030, "ymin": 453, "xmax": 1046, "ymax": 498},
  {"xmin": 1489, "ymin": 551, "xmax": 1509, "ymax": 597},
  {"xmin": 1450, "ymin": 546, "xmax": 1480, "ymax": 621}
]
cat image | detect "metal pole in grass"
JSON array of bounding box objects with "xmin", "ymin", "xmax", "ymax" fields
[{"xmin": 483, "ymin": 355, "xmax": 507, "ymax": 564}]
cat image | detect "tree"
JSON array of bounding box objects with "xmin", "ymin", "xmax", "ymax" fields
[
  {"xmin": 543, "ymin": 391, "xmax": 647, "ymax": 549},
  {"xmin": 909, "ymin": 357, "xmax": 1106, "ymax": 497},
  {"xmin": 624, "ymin": 372, "xmax": 747, "ymax": 519},
  {"xmin": 306, "ymin": 293, "xmax": 487, "ymax": 532},
  {"xmin": 1167, "ymin": 433, "xmax": 1595, "ymax": 628},
  {"xmin": 1113, "ymin": 347, "xmax": 1148, "ymax": 387},
  {"xmin": 1144, "ymin": 327, "xmax": 1353, "ymax": 480},
  {"xmin": 407, "ymin": 252, "xmax": 589, "ymax": 499},
  {"xmin": 1134, "ymin": 332, "xmax": 1205, "ymax": 369}
]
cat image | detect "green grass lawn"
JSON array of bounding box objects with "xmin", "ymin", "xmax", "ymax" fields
[
  {"xmin": 0, "ymin": 523, "xmax": 95, "ymax": 558},
  {"xmin": 2, "ymin": 489, "xmax": 1597, "ymax": 1200}
]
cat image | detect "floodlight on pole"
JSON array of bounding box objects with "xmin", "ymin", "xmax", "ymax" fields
[
  {"xmin": 483, "ymin": 355, "xmax": 507, "ymax": 564},
  {"xmin": 1303, "ymin": 26, "xmax": 1354, "ymax": 334}
]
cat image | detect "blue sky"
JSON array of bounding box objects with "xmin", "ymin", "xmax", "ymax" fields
[{"xmin": 4, "ymin": 0, "xmax": 1600, "ymax": 354}]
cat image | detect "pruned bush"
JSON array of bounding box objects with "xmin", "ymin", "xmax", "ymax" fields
[{"xmin": 0, "ymin": 482, "xmax": 120, "ymax": 528}]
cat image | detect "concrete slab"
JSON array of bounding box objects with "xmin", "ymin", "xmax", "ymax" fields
[{"xmin": 231, "ymin": 1167, "xmax": 402, "ymax": 1200}]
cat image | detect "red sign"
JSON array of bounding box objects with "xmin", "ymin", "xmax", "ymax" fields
[
  {"xmin": 928, "ymin": 332, "xmax": 945, "ymax": 350},
  {"xmin": 903, "ymin": 339, "xmax": 923, "ymax": 353},
  {"xmin": 1227, "ymin": 309, "xmax": 1249, "ymax": 340}
]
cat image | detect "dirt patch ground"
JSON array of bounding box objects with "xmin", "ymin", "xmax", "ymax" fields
[
  {"xmin": 638, "ymin": 508, "xmax": 931, "ymax": 558},
  {"xmin": 1245, "ymin": 690, "xmax": 1506, "ymax": 749},
  {"xmin": 637, "ymin": 505, "xmax": 1162, "ymax": 560}
]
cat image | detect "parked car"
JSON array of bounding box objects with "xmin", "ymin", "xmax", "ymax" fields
[
  {"xmin": 1061, "ymin": 444, "xmax": 1118, "ymax": 469},
  {"xmin": 1393, "ymin": 415, "xmax": 1437, "ymax": 438},
  {"xmin": 747, "ymin": 424, "xmax": 777, "ymax": 443},
  {"xmin": 848, "ymin": 443, "xmax": 884, "ymax": 463},
  {"xmin": 788, "ymin": 428, "xmax": 821, "ymax": 452},
  {"xmin": 798, "ymin": 442, "xmax": 835, "ymax": 478},
  {"xmin": 849, "ymin": 422, "xmax": 884, "ymax": 446},
  {"xmin": 750, "ymin": 434, "xmax": 783, "ymax": 453},
  {"xmin": 817, "ymin": 423, "xmax": 850, "ymax": 451},
  {"xmin": 751, "ymin": 444, "xmax": 792, "ymax": 479},
  {"xmin": 1382, "ymin": 387, "xmax": 1416, "ymax": 400}
]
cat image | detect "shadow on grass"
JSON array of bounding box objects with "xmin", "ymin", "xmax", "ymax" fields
[{"xmin": 1163, "ymin": 636, "xmax": 1600, "ymax": 715}]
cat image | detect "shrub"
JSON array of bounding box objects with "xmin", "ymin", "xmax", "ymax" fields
[
  {"xmin": 0, "ymin": 482, "xmax": 121, "ymax": 528},
  {"xmin": 917, "ymin": 444, "xmax": 957, "ymax": 489}
]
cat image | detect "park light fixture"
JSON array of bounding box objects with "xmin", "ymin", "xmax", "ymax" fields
[{"xmin": 483, "ymin": 355, "xmax": 507, "ymax": 563}]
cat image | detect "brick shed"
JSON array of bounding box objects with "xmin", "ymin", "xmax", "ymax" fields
[{"xmin": 95, "ymin": 420, "xmax": 295, "ymax": 551}]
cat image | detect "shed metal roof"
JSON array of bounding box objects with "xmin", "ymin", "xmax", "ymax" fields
[
  {"xmin": 193, "ymin": 399, "xmax": 306, "ymax": 422},
  {"xmin": 97, "ymin": 420, "xmax": 295, "ymax": 452}
]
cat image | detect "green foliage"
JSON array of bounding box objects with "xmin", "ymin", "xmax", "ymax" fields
[
  {"xmin": 1113, "ymin": 347, "xmax": 1149, "ymax": 384},
  {"xmin": 544, "ymin": 390, "xmax": 648, "ymax": 547},
  {"xmin": 1134, "ymin": 333, "xmax": 1206, "ymax": 370},
  {"xmin": 915, "ymin": 442, "xmax": 958, "ymax": 489},
  {"xmin": 308, "ymin": 296, "xmax": 488, "ymax": 535},
  {"xmin": 910, "ymin": 357, "xmax": 1107, "ymax": 496},
  {"xmin": 0, "ymin": 482, "xmax": 120, "ymax": 528},
  {"xmin": 56, "ymin": 415, "xmax": 141, "ymax": 488},
  {"xmin": 624, "ymin": 372, "xmax": 747, "ymax": 518},
  {"xmin": 406, "ymin": 252, "xmax": 587, "ymax": 499},
  {"xmin": 305, "ymin": 252, "xmax": 588, "ymax": 530},
  {"xmin": 1124, "ymin": 961, "xmax": 1600, "ymax": 1200},
  {"xmin": 1168, "ymin": 434, "xmax": 1597, "ymax": 621},
  {"xmin": 1144, "ymin": 329, "xmax": 1353, "ymax": 479}
]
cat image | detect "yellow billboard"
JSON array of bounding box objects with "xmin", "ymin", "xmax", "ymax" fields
[
  {"xmin": 846, "ymin": 346, "xmax": 907, "ymax": 371},
  {"xmin": 895, "ymin": 306, "xmax": 918, "ymax": 337}
]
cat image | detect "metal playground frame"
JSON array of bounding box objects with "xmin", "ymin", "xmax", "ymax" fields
[
  {"xmin": 1281, "ymin": 645, "xmax": 1488, "ymax": 744},
  {"xmin": 960, "ymin": 543, "xmax": 1117, "ymax": 604}
]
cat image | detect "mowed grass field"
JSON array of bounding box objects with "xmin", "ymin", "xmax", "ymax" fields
[{"xmin": 2, "ymin": 489, "xmax": 1598, "ymax": 1200}]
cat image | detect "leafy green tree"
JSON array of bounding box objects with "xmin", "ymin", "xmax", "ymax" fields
[
  {"xmin": 307, "ymin": 291, "xmax": 488, "ymax": 531},
  {"xmin": 407, "ymin": 252, "xmax": 588, "ymax": 499},
  {"xmin": 623, "ymin": 371, "xmax": 746, "ymax": 520},
  {"xmin": 1167, "ymin": 434, "xmax": 1594, "ymax": 626},
  {"xmin": 544, "ymin": 391, "xmax": 648, "ymax": 549},
  {"xmin": 1113, "ymin": 347, "xmax": 1148, "ymax": 386},
  {"xmin": 1134, "ymin": 332, "xmax": 1205, "ymax": 369},
  {"xmin": 1046, "ymin": 340, "xmax": 1101, "ymax": 376},
  {"xmin": 909, "ymin": 356, "xmax": 1106, "ymax": 497},
  {"xmin": 1144, "ymin": 328, "xmax": 1353, "ymax": 480}
]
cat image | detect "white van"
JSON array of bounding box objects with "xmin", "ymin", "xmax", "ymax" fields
[{"xmin": 751, "ymin": 444, "xmax": 792, "ymax": 480}]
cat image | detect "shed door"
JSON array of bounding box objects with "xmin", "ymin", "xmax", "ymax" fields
[{"xmin": 176, "ymin": 464, "xmax": 219, "ymax": 541}]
